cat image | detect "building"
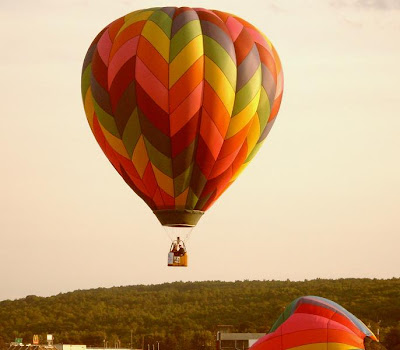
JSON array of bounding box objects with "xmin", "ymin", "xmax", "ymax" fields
[
  {"xmin": 8, "ymin": 343, "xmax": 59, "ymax": 350},
  {"xmin": 55, "ymin": 345, "xmax": 86, "ymax": 350},
  {"xmin": 87, "ymin": 348, "xmax": 136, "ymax": 350},
  {"xmin": 7, "ymin": 335, "xmax": 86, "ymax": 350},
  {"xmin": 216, "ymin": 332, "xmax": 265, "ymax": 350}
]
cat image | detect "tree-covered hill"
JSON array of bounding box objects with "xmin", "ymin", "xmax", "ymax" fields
[{"xmin": 0, "ymin": 278, "xmax": 399, "ymax": 350}]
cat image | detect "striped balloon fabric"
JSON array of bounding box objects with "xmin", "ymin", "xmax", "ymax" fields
[
  {"xmin": 251, "ymin": 296, "xmax": 378, "ymax": 350},
  {"xmin": 81, "ymin": 7, "xmax": 283, "ymax": 227}
]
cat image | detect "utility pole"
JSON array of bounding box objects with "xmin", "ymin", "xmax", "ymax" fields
[
  {"xmin": 130, "ymin": 330, "xmax": 133, "ymax": 350},
  {"xmin": 377, "ymin": 320, "xmax": 382, "ymax": 341}
]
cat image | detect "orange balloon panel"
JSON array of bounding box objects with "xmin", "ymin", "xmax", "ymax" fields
[
  {"xmin": 81, "ymin": 7, "xmax": 283, "ymax": 226},
  {"xmin": 251, "ymin": 296, "xmax": 378, "ymax": 350}
]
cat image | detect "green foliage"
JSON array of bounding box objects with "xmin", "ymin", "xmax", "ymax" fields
[
  {"xmin": 383, "ymin": 323, "xmax": 400, "ymax": 349},
  {"xmin": 0, "ymin": 279, "xmax": 398, "ymax": 350}
]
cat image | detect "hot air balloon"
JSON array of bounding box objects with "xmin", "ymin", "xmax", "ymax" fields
[
  {"xmin": 81, "ymin": 7, "xmax": 283, "ymax": 266},
  {"xmin": 250, "ymin": 296, "xmax": 378, "ymax": 350}
]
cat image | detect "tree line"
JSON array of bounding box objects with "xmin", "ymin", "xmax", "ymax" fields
[{"xmin": 0, "ymin": 278, "xmax": 399, "ymax": 350}]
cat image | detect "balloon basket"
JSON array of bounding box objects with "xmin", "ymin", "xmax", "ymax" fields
[{"xmin": 168, "ymin": 252, "xmax": 188, "ymax": 267}]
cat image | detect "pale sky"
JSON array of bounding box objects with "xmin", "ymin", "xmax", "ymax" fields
[{"xmin": 0, "ymin": 0, "xmax": 399, "ymax": 301}]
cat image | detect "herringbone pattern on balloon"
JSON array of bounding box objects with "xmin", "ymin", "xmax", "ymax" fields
[{"xmin": 82, "ymin": 7, "xmax": 283, "ymax": 212}]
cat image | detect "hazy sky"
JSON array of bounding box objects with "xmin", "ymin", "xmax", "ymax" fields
[{"xmin": 0, "ymin": 0, "xmax": 399, "ymax": 301}]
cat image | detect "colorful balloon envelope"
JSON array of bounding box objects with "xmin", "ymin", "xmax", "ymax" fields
[
  {"xmin": 251, "ymin": 296, "xmax": 378, "ymax": 350},
  {"xmin": 81, "ymin": 7, "xmax": 283, "ymax": 229}
]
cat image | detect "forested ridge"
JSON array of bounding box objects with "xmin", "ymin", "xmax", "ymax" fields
[{"xmin": 0, "ymin": 278, "xmax": 399, "ymax": 350}]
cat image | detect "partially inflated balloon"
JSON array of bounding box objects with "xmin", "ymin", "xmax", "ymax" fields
[
  {"xmin": 81, "ymin": 7, "xmax": 283, "ymax": 227},
  {"xmin": 250, "ymin": 296, "xmax": 378, "ymax": 350}
]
